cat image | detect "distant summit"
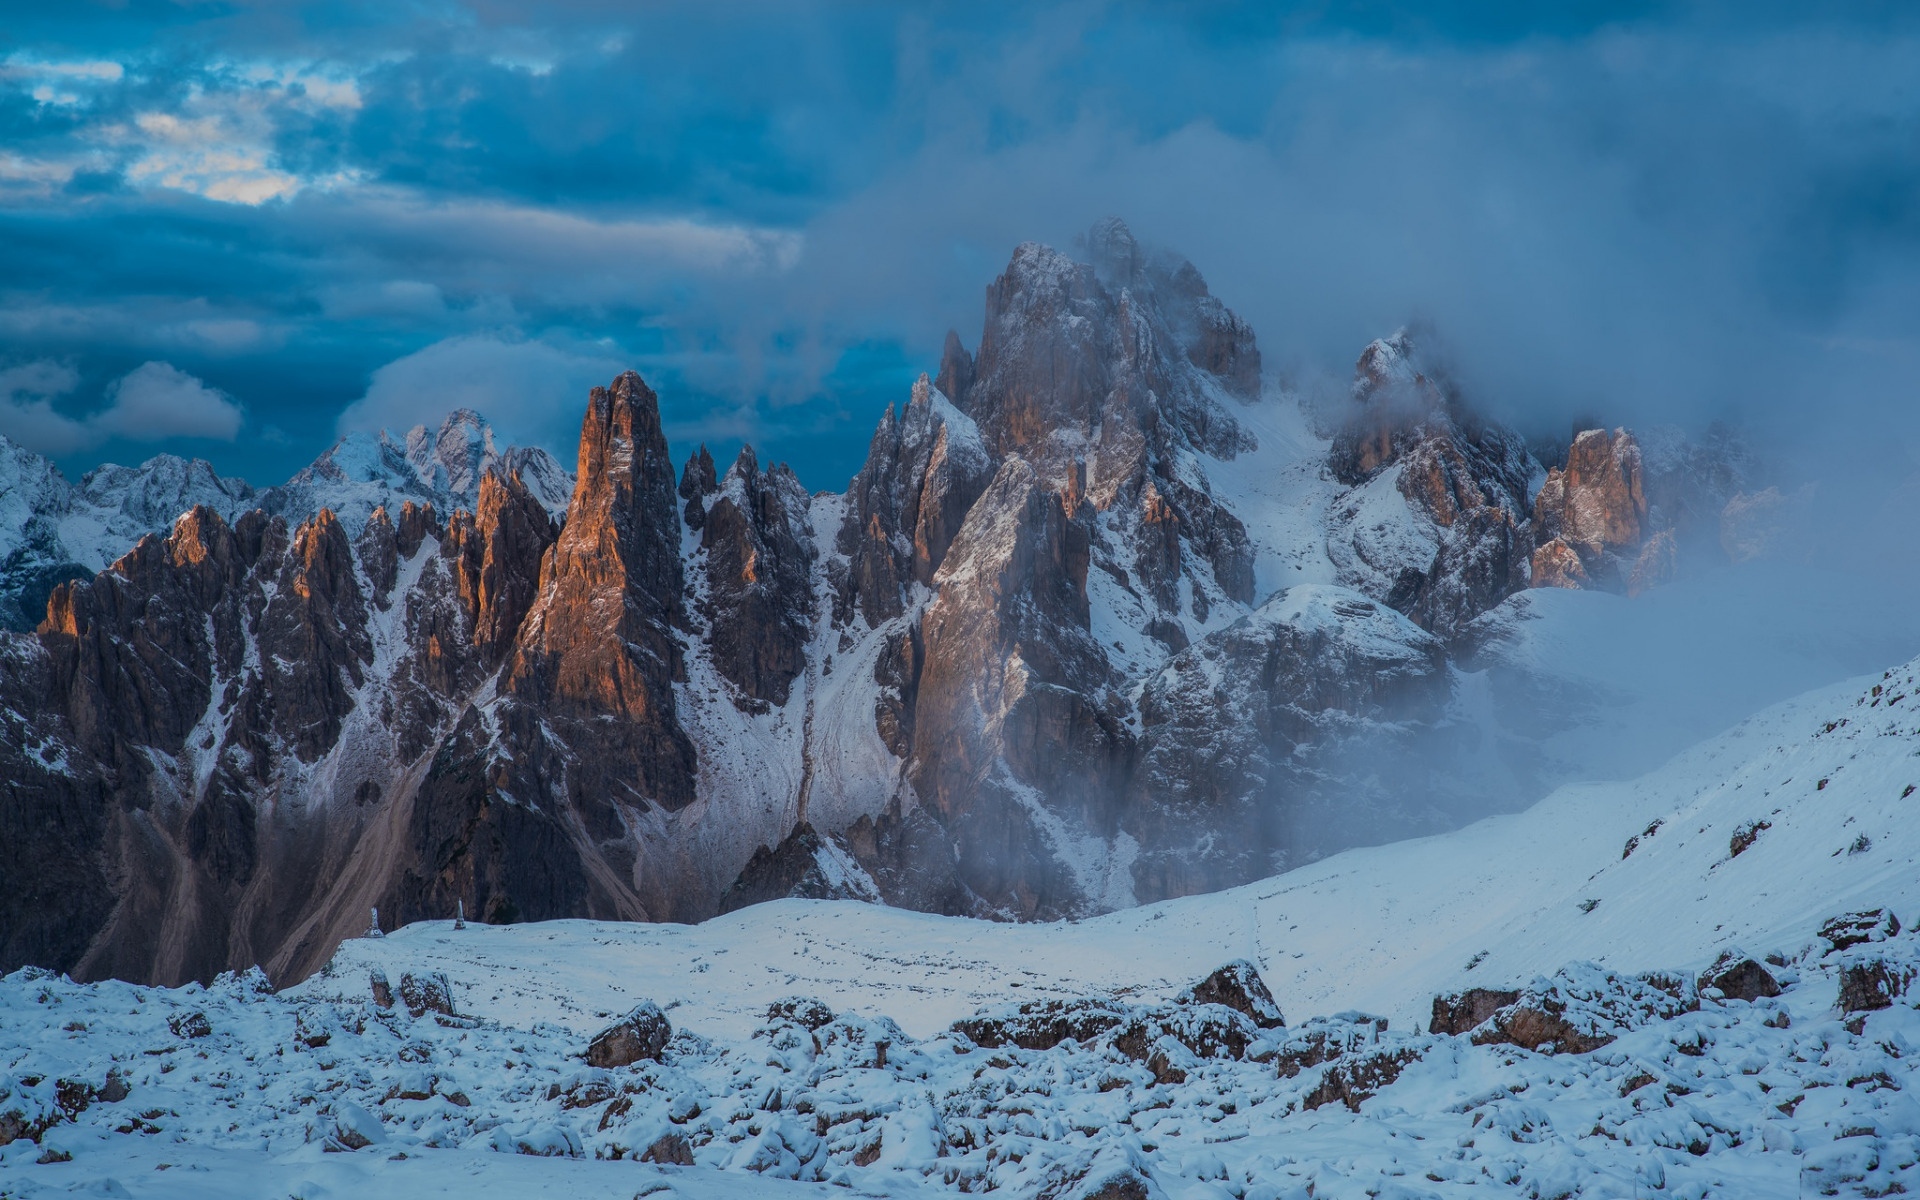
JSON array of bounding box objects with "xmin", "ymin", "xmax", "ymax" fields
[{"xmin": 261, "ymin": 409, "xmax": 573, "ymax": 533}]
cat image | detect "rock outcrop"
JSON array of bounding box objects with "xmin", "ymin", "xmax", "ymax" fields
[
  {"xmin": 1123, "ymin": 586, "xmax": 1450, "ymax": 894},
  {"xmin": 836, "ymin": 377, "xmax": 993, "ymax": 627},
  {"xmin": 1529, "ymin": 427, "xmax": 1648, "ymax": 593},
  {"xmin": 693, "ymin": 447, "xmax": 816, "ymax": 709},
  {"xmin": 1325, "ymin": 331, "xmax": 1536, "ymax": 636}
]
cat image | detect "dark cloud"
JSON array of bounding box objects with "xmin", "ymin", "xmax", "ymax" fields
[{"xmin": 0, "ymin": 2, "xmax": 1916, "ymax": 496}]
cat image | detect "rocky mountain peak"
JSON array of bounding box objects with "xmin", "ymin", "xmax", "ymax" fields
[
  {"xmin": 78, "ymin": 454, "xmax": 255, "ymax": 530},
  {"xmin": 1529, "ymin": 426, "xmax": 1659, "ymax": 593},
  {"xmin": 1085, "ymin": 215, "xmax": 1146, "ymax": 289},
  {"xmin": 835, "ymin": 375, "xmax": 994, "ymax": 627},
  {"xmin": 964, "ymin": 223, "xmax": 1256, "ymax": 490},
  {"xmin": 936, "ymin": 330, "xmax": 975, "ymax": 409},
  {"xmin": 265, "ymin": 410, "xmax": 571, "ymax": 535},
  {"xmin": 407, "ymin": 408, "xmax": 497, "ymax": 498},
  {"xmin": 695, "ymin": 440, "xmax": 816, "ymax": 709},
  {"xmin": 1332, "ymin": 329, "xmax": 1457, "ymax": 485},
  {"xmin": 678, "ymin": 444, "xmax": 719, "ymax": 530},
  {"xmin": 1324, "ymin": 330, "xmax": 1538, "ymax": 637},
  {"xmin": 503, "ymin": 369, "xmax": 696, "ymax": 809}
]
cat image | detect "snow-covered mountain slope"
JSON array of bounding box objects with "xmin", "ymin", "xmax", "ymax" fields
[
  {"xmin": 1458, "ymin": 565, "xmax": 1920, "ymax": 805},
  {"xmin": 0, "ymin": 436, "xmax": 255, "ymax": 629},
  {"xmin": 259, "ymin": 408, "xmax": 572, "ymax": 533},
  {"xmin": 6, "ymin": 653, "xmax": 1920, "ymax": 1198},
  {"xmin": 0, "ymin": 412, "xmax": 570, "ymax": 633},
  {"xmin": 293, "ymin": 652, "xmax": 1920, "ymax": 1039}
]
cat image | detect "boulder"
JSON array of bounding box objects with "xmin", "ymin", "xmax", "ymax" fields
[
  {"xmin": 327, "ymin": 1101, "xmax": 384, "ymax": 1152},
  {"xmin": 1181, "ymin": 961, "xmax": 1285, "ymax": 1029},
  {"xmin": 766, "ymin": 996, "xmax": 836, "ymax": 1031},
  {"xmin": 1821, "ymin": 909, "xmax": 1901, "ymax": 953},
  {"xmin": 586, "ymin": 1002, "xmax": 672, "ymax": 1068},
  {"xmin": 1839, "ymin": 959, "xmax": 1913, "ymax": 1013},
  {"xmin": 1698, "ymin": 952, "xmax": 1781, "ymax": 1002},
  {"xmin": 952, "ymin": 998, "xmax": 1130, "ymax": 1052},
  {"xmin": 642, "ymin": 1131, "xmax": 695, "ymax": 1166},
  {"xmin": 398, "ymin": 971, "xmax": 456, "ymax": 1018},
  {"xmin": 1429, "ymin": 987, "xmax": 1522, "ymax": 1035}
]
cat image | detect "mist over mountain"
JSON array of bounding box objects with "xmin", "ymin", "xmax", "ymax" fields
[{"xmin": 5, "ymin": 6, "xmax": 1920, "ymax": 1197}]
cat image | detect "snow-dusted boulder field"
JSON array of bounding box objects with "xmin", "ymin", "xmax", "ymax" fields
[{"xmin": 6, "ymin": 654, "xmax": 1920, "ymax": 1197}]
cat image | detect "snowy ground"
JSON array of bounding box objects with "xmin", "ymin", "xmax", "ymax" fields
[{"xmin": 6, "ymin": 656, "xmax": 1920, "ymax": 1197}]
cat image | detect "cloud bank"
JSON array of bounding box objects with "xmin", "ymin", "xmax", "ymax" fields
[
  {"xmin": 337, "ymin": 334, "xmax": 626, "ymax": 456},
  {"xmin": 0, "ymin": 360, "xmax": 243, "ymax": 454}
]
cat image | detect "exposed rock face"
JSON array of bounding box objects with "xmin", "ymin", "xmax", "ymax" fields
[
  {"xmin": 1325, "ymin": 331, "xmax": 1535, "ymax": 637},
  {"xmin": 1514, "ymin": 420, "xmax": 1779, "ymax": 599},
  {"xmin": 1124, "ymin": 586, "xmax": 1449, "ymax": 895},
  {"xmin": 693, "ymin": 447, "xmax": 816, "ymax": 709},
  {"xmin": 835, "ymin": 804, "xmax": 976, "ymax": 917},
  {"xmin": 504, "ymin": 371, "xmax": 696, "ymax": 808},
  {"xmin": 8, "ymin": 502, "xmax": 394, "ymax": 983},
  {"xmin": 827, "ymin": 221, "xmax": 1274, "ymax": 919},
  {"xmin": 716, "ymin": 823, "xmax": 881, "ymax": 914},
  {"xmin": 446, "ymin": 470, "xmax": 558, "ymax": 664},
  {"xmin": 1529, "ymin": 428, "xmax": 1647, "ymax": 592},
  {"xmin": 836, "ymin": 377, "xmax": 993, "ymax": 627},
  {"xmin": 1429, "ymin": 988, "xmax": 1523, "ymax": 1036},
  {"xmin": 908, "ymin": 459, "xmax": 1128, "ymax": 917}
]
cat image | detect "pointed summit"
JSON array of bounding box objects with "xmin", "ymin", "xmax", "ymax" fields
[{"xmin": 505, "ymin": 370, "xmax": 696, "ymax": 808}]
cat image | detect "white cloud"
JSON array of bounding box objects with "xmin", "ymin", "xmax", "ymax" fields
[
  {"xmin": 336, "ymin": 335, "xmax": 628, "ymax": 457},
  {"xmin": 0, "ymin": 360, "xmax": 244, "ymax": 454},
  {"xmin": 103, "ymin": 65, "xmax": 366, "ymax": 206},
  {"xmin": 96, "ymin": 362, "xmax": 245, "ymax": 441},
  {"xmin": 1, "ymin": 56, "xmax": 124, "ymax": 109},
  {"xmin": 332, "ymin": 189, "xmax": 805, "ymax": 278}
]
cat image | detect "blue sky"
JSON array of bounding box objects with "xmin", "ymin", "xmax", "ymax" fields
[{"xmin": 1, "ymin": 2, "xmax": 1917, "ymax": 490}]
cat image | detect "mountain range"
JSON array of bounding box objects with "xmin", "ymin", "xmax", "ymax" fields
[{"xmin": 0, "ymin": 219, "xmax": 1798, "ymax": 988}]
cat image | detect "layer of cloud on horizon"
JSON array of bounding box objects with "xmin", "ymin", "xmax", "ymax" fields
[{"xmin": 0, "ymin": 359, "xmax": 243, "ymax": 454}]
